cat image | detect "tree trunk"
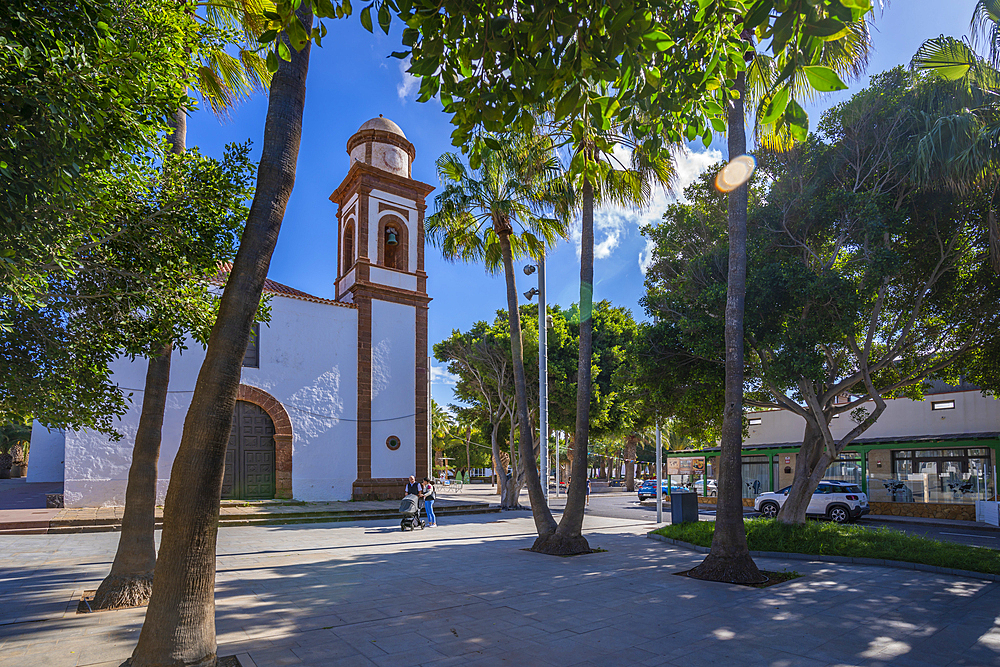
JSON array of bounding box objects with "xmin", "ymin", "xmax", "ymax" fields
[
  {"xmin": 534, "ymin": 177, "xmax": 594, "ymax": 555},
  {"xmin": 93, "ymin": 343, "xmax": 172, "ymax": 610},
  {"xmin": 777, "ymin": 419, "xmax": 833, "ymax": 525},
  {"xmin": 127, "ymin": 10, "xmax": 311, "ymax": 666},
  {"xmin": 94, "ymin": 107, "xmax": 187, "ymax": 611},
  {"xmin": 491, "ymin": 423, "xmax": 503, "ymax": 498},
  {"xmin": 497, "ymin": 227, "xmax": 557, "ymax": 533},
  {"xmin": 689, "ymin": 70, "xmax": 764, "ymax": 584},
  {"xmin": 625, "ymin": 435, "xmax": 637, "ymax": 492}
]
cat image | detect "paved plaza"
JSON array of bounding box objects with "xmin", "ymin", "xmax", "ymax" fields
[{"xmin": 0, "ymin": 510, "xmax": 998, "ymax": 667}]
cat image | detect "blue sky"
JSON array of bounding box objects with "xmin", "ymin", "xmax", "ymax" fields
[{"xmin": 185, "ymin": 1, "xmax": 979, "ymax": 407}]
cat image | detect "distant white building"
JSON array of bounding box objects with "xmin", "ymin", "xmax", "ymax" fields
[{"xmin": 29, "ymin": 116, "xmax": 434, "ymax": 506}]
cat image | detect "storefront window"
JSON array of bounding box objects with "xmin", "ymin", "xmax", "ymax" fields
[
  {"xmin": 824, "ymin": 453, "xmax": 861, "ymax": 485},
  {"xmin": 741, "ymin": 456, "xmax": 769, "ymax": 498},
  {"xmin": 868, "ymin": 447, "xmax": 996, "ymax": 504}
]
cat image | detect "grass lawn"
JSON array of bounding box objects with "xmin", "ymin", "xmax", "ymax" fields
[{"xmin": 651, "ymin": 519, "xmax": 1000, "ymax": 576}]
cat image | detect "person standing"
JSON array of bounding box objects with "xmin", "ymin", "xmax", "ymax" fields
[
  {"xmin": 404, "ymin": 475, "xmax": 422, "ymax": 497},
  {"xmin": 586, "ymin": 478, "xmax": 591, "ymax": 506},
  {"xmin": 422, "ymin": 477, "xmax": 437, "ymax": 527}
]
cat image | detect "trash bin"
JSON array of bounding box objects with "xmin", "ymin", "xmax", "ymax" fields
[{"xmin": 670, "ymin": 490, "xmax": 698, "ymax": 524}]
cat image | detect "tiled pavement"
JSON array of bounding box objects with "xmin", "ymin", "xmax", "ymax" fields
[{"xmin": 0, "ymin": 511, "xmax": 998, "ymax": 667}]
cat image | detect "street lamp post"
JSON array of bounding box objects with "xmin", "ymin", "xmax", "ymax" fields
[
  {"xmin": 524, "ymin": 253, "xmax": 548, "ymax": 502},
  {"xmin": 656, "ymin": 421, "xmax": 663, "ymax": 524}
]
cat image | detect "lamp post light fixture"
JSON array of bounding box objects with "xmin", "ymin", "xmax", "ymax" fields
[{"xmin": 523, "ymin": 254, "xmax": 548, "ymax": 502}]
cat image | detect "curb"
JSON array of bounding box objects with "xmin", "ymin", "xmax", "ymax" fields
[{"xmin": 646, "ymin": 532, "xmax": 1000, "ymax": 582}]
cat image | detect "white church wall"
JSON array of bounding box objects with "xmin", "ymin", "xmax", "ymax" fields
[
  {"xmin": 62, "ymin": 293, "xmax": 359, "ymax": 507},
  {"xmin": 26, "ymin": 424, "xmax": 65, "ymax": 483},
  {"xmin": 242, "ymin": 296, "xmax": 359, "ymax": 502},
  {"xmin": 369, "ymin": 299, "xmax": 417, "ymax": 479}
]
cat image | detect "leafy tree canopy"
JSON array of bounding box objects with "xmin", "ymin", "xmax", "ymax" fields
[
  {"xmin": 640, "ymin": 66, "xmax": 1000, "ymax": 461},
  {"xmin": 0, "ymin": 143, "xmax": 258, "ymax": 433},
  {"xmin": 0, "ymin": 0, "xmax": 206, "ymax": 309}
]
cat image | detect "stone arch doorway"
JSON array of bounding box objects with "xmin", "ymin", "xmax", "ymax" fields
[
  {"xmin": 223, "ymin": 401, "xmax": 275, "ymax": 500},
  {"xmin": 224, "ymin": 385, "xmax": 293, "ymax": 499}
]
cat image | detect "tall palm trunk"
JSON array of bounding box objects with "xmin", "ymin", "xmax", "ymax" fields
[
  {"xmin": 92, "ymin": 343, "xmax": 172, "ymax": 609},
  {"xmin": 689, "ymin": 70, "xmax": 764, "ymax": 584},
  {"xmin": 128, "ymin": 10, "xmax": 311, "ymax": 666},
  {"xmin": 534, "ymin": 177, "xmax": 594, "ymax": 555},
  {"xmin": 497, "ymin": 224, "xmax": 557, "ymax": 532},
  {"xmin": 93, "ymin": 109, "xmax": 187, "ymax": 611}
]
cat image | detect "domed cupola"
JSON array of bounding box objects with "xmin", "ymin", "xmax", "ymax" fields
[{"xmin": 346, "ymin": 114, "xmax": 415, "ymax": 178}]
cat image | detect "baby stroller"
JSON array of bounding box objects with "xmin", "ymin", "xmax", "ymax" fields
[{"xmin": 399, "ymin": 494, "xmax": 425, "ymax": 531}]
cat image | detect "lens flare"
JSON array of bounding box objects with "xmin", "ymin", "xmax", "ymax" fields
[{"xmin": 714, "ymin": 154, "xmax": 757, "ymax": 192}]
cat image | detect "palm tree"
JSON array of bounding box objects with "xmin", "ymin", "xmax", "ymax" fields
[
  {"xmin": 127, "ymin": 5, "xmax": 312, "ymax": 665},
  {"xmin": 690, "ymin": 21, "xmax": 872, "ymax": 582},
  {"xmin": 91, "ymin": 1, "xmax": 273, "ymax": 612},
  {"xmin": 533, "ymin": 99, "xmax": 678, "ymax": 555},
  {"xmin": 428, "ymin": 133, "xmax": 566, "ymax": 532},
  {"xmin": 912, "ymin": 1, "xmax": 1000, "ymax": 270}
]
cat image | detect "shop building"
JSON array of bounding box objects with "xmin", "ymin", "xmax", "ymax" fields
[{"xmin": 665, "ymin": 381, "xmax": 999, "ymax": 521}]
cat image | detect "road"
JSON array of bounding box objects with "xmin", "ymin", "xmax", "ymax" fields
[{"xmin": 542, "ymin": 490, "xmax": 1000, "ymax": 550}]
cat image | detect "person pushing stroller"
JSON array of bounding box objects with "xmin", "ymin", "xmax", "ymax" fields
[{"xmin": 399, "ymin": 475, "xmax": 425, "ymax": 531}]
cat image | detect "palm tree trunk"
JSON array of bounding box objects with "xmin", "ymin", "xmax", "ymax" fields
[
  {"xmin": 128, "ymin": 10, "xmax": 311, "ymax": 666},
  {"xmin": 534, "ymin": 177, "xmax": 594, "ymax": 555},
  {"xmin": 625, "ymin": 435, "xmax": 637, "ymax": 492},
  {"xmin": 92, "ymin": 343, "xmax": 171, "ymax": 609},
  {"xmin": 689, "ymin": 70, "xmax": 764, "ymax": 584},
  {"xmin": 497, "ymin": 227, "xmax": 557, "ymax": 532},
  {"xmin": 93, "ymin": 107, "xmax": 187, "ymax": 611}
]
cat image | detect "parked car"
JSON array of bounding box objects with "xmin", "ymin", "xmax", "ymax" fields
[
  {"xmin": 754, "ymin": 480, "xmax": 869, "ymax": 523},
  {"xmin": 637, "ymin": 480, "xmax": 691, "ymax": 501},
  {"xmin": 687, "ymin": 479, "xmax": 718, "ymax": 496}
]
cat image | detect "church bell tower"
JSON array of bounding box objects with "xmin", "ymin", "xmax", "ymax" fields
[{"xmin": 330, "ymin": 116, "xmax": 434, "ymax": 500}]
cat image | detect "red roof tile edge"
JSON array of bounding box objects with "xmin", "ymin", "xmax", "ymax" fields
[{"xmin": 213, "ymin": 263, "xmax": 355, "ymax": 309}]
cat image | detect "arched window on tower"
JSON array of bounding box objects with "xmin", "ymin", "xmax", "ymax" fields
[
  {"xmin": 343, "ymin": 222, "xmax": 354, "ymax": 273},
  {"xmin": 384, "ymin": 224, "xmax": 402, "ymax": 270}
]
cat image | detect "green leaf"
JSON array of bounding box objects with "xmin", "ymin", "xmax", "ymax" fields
[
  {"xmin": 266, "ymin": 50, "xmax": 280, "ymax": 73},
  {"xmin": 277, "ymin": 41, "xmax": 291, "ymax": 62},
  {"xmin": 378, "ymin": 2, "xmax": 391, "ymax": 35},
  {"xmin": 555, "ymin": 84, "xmax": 581, "ymax": 121},
  {"xmin": 802, "ymin": 65, "xmax": 848, "ymax": 92},
  {"xmin": 839, "ymin": 0, "xmax": 872, "ymax": 10},
  {"xmin": 744, "ymin": 0, "xmax": 773, "ymax": 29},
  {"xmin": 259, "ymin": 29, "xmax": 278, "ymax": 44},
  {"xmin": 758, "ymin": 85, "xmax": 789, "ymax": 125},
  {"xmin": 390, "ymin": 51, "xmax": 408, "ymax": 59},
  {"xmin": 360, "ymin": 5, "xmax": 373, "ymax": 32},
  {"xmin": 805, "ymin": 18, "xmax": 849, "ymax": 41},
  {"xmin": 342, "ymin": 0, "xmax": 353, "ymax": 15},
  {"xmin": 784, "ymin": 98, "xmax": 808, "ymax": 141}
]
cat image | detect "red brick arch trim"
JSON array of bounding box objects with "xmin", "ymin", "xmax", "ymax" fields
[{"xmin": 236, "ymin": 384, "xmax": 293, "ymax": 499}]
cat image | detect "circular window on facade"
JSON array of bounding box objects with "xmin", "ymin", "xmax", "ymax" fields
[{"xmin": 386, "ymin": 435, "xmax": 401, "ymax": 451}]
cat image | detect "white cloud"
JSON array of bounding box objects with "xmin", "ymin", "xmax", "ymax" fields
[
  {"xmin": 638, "ymin": 237, "xmax": 657, "ymax": 275},
  {"xmin": 570, "ymin": 147, "xmax": 723, "ymax": 268},
  {"xmin": 430, "ymin": 365, "xmax": 458, "ymax": 385},
  {"xmin": 396, "ymin": 58, "xmax": 419, "ymax": 102}
]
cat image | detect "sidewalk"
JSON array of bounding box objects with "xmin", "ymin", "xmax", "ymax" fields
[{"xmin": 0, "ymin": 512, "xmax": 997, "ymax": 666}]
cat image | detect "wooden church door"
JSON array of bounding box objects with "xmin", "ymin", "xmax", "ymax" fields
[{"xmin": 222, "ymin": 401, "xmax": 276, "ymax": 500}]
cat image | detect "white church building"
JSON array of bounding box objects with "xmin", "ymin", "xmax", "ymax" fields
[{"xmin": 29, "ymin": 116, "xmax": 434, "ymax": 506}]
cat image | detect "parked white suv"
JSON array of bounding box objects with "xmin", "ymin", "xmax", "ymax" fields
[{"xmin": 754, "ymin": 480, "xmax": 869, "ymax": 523}]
